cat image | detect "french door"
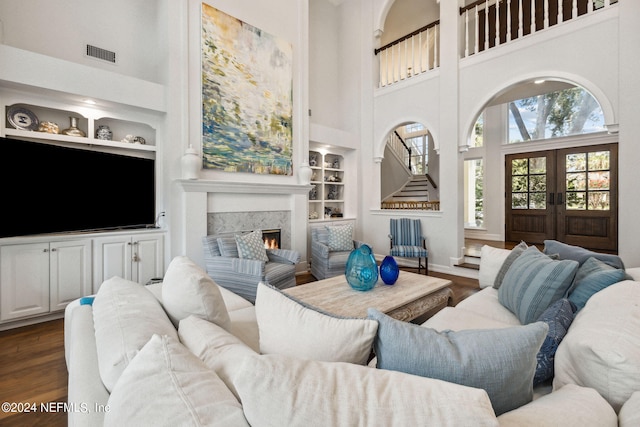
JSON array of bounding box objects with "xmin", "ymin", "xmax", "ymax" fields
[{"xmin": 505, "ymin": 144, "xmax": 618, "ymax": 251}]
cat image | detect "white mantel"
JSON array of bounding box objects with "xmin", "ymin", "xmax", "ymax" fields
[{"xmin": 177, "ymin": 179, "xmax": 312, "ymax": 268}]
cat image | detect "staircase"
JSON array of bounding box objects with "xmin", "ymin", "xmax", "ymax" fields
[{"xmin": 382, "ymin": 175, "xmax": 440, "ymax": 210}]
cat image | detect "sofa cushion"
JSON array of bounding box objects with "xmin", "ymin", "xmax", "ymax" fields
[
  {"xmin": 235, "ymin": 230, "xmax": 269, "ymax": 262},
  {"xmin": 368, "ymin": 308, "xmax": 548, "ymax": 416},
  {"xmin": 255, "ymin": 282, "xmax": 378, "ymax": 365},
  {"xmin": 534, "ymin": 298, "xmax": 576, "ymax": 386},
  {"xmin": 567, "ymin": 256, "xmax": 626, "ymax": 311},
  {"xmin": 553, "ymin": 280, "xmax": 640, "ymax": 412},
  {"xmin": 456, "ymin": 287, "xmax": 522, "ymax": 326},
  {"xmin": 619, "ymin": 391, "xmax": 640, "ymax": 427},
  {"xmin": 234, "ymin": 354, "xmax": 499, "ymax": 426},
  {"xmin": 217, "ymin": 236, "xmax": 239, "ymax": 258},
  {"xmin": 499, "ymin": 246, "xmax": 578, "ymax": 324},
  {"xmin": 421, "ymin": 306, "xmax": 514, "ymax": 331},
  {"xmin": 178, "ymin": 316, "xmax": 258, "ymax": 400},
  {"xmin": 104, "ymin": 334, "xmax": 248, "ymax": 427},
  {"xmin": 326, "ymin": 223, "xmax": 354, "ymax": 251},
  {"xmin": 92, "ymin": 276, "xmax": 177, "ymax": 393},
  {"xmin": 493, "ymin": 241, "xmax": 528, "ymax": 289},
  {"xmin": 543, "ymin": 239, "xmax": 624, "ymax": 269},
  {"xmin": 497, "ymin": 384, "xmax": 617, "ymax": 427},
  {"xmin": 161, "ymin": 256, "xmax": 231, "ymax": 330},
  {"xmin": 478, "ymin": 245, "xmax": 511, "ymax": 289}
]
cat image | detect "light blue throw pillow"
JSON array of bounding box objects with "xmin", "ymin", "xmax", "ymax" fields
[
  {"xmin": 367, "ymin": 308, "xmax": 548, "ymax": 416},
  {"xmin": 235, "ymin": 230, "xmax": 269, "ymax": 262},
  {"xmin": 499, "ymin": 246, "xmax": 579, "ymax": 325},
  {"xmin": 567, "ymin": 257, "xmax": 626, "ymax": 311},
  {"xmin": 534, "ymin": 298, "xmax": 576, "ymax": 386},
  {"xmin": 543, "ymin": 239, "xmax": 624, "ymax": 269},
  {"xmin": 326, "ymin": 224, "xmax": 354, "ymax": 252}
]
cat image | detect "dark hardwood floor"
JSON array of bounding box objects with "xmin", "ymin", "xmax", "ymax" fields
[{"xmin": 0, "ymin": 258, "xmax": 483, "ymax": 427}]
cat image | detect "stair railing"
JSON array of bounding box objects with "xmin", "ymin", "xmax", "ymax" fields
[{"xmin": 387, "ymin": 131, "xmax": 413, "ymax": 172}]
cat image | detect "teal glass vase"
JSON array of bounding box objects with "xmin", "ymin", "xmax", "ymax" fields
[
  {"xmin": 380, "ymin": 255, "xmax": 399, "ymax": 285},
  {"xmin": 345, "ymin": 244, "xmax": 378, "ymax": 291}
]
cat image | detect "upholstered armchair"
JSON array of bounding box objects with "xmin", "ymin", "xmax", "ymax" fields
[
  {"xmin": 202, "ymin": 232, "xmax": 300, "ymax": 303},
  {"xmin": 310, "ymin": 223, "xmax": 368, "ymax": 280},
  {"xmin": 389, "ymin": 218, "xmax": 428, "ymax": 274}
]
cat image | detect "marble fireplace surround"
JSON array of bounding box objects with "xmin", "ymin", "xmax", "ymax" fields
[{"xmin": 178, "ymin": 180, "xmax": 311, "ymax": 269}]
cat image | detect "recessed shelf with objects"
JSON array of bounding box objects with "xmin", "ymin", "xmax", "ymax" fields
[{"xmin": 308, "ymin": 149, "xmax": 346, "ymax": 221}]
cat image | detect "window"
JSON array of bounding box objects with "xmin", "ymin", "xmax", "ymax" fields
[
  {"xmin": 472, "ymin": 114, "xmax": 483, "ymax": 147},
  {"xmin": 464, "ymin": 159, "xmax": 484, "ymax": 227},
  {"xmin": 406, "ymin": 135, "xmax": 428, "ymax": 175},
  {"xmin": 508, "ymin": 87, "xmax": 605, "ymax": 143}
]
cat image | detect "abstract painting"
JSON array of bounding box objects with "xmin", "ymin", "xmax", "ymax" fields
[{"xmin": 201, "ymin": 3, "xmax": 293, "ymax": 175}]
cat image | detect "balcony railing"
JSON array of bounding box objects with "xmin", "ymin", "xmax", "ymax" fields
[
  {"xmin": 460, "ymin": 0, "xmax": 618, "ymax": 58},
  {"xmin": 375, "ymin": 21, "xmax": 440, "ymax": 88},
  {"xmin": 375, "ymin": 0, "xmax": 617, "ymax": 87}
]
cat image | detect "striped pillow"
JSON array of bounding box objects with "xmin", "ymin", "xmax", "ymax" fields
[{"xmin": 498, "ymin": 246, "xmax": 579, "ymax": 325}]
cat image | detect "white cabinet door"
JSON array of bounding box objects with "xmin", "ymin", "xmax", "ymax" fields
[
  {"xmin": 93, "ymin": 235, "xmax": 133, "ymax": 292},
  {"xmin": 93, "ymin": 233, "xmax": 164, "ymax": 291},
  {"xmin": 132, "ymin": 233, "xmax": 164, "ymax": 285},
  {"xmin": 0, "ymin": 243, "xmax": 50, "ymax": 321},
  {"xmin": 49, "ymin": 240, "xmax": 92, "ymax": 311}
]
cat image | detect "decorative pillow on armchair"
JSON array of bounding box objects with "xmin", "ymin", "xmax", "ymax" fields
[
  {"xmin": 499, "ymin": 246, "xmax": 578, "ymax": 324},
  {"xmin": 235, "ymin": 230, "xmax": 269, "ymax": 262},
  {"xmin": 326, "ymin": 224, "xmax": 354, "ymax": 251}
]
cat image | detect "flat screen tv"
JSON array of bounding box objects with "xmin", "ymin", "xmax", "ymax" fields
[{"xmin": 0, "ymin": 136, "xmax": 156, "ymax": 238}]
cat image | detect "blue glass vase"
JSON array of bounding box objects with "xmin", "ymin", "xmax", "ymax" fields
[
  {"xmin": 345, "ymin": 244, "xmax": 378, "ymax": 291},
  {"xmin": 380, "ymin": 255, "xmax": 399, "ymax": 285}
]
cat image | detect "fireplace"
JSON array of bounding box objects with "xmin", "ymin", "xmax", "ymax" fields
[{"xmin": 262, "ymin": 229, "xmax": 281, "ymax": 249}]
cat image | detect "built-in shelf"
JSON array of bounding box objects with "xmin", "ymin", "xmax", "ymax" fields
[{"xmin": 308, "ymin": 150, "xmax": 346, "ymax": 221}]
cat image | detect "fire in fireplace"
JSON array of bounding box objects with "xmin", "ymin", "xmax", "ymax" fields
[{"xmin": 262, "ymin": 229, "xmax": 281, "ymax": 249}]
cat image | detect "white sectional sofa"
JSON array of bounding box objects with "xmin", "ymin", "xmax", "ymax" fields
[{"xmin": 65, "ymin": 246, "xmax": 640, "ymax": 426}]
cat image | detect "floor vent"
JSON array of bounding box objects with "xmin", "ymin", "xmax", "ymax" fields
[{"xmin": 86, "ymin": 44, "xmax": 116, "ymax": 63}]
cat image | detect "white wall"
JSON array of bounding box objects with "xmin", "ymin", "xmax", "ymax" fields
[{"xmin": 0, "ymin": 0, "xmax": 164, "ymax": 83}]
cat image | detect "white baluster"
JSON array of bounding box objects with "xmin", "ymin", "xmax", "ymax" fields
[
  {"xmin": 434, "ymin": 24, "xmax": 439, "ymax": 68},
  {"xmin": 574, "ymin": 0, "xmax": 580, "ymax": 18},
  {"xmin": 506, "ymin": 0, "xmax": 512, "ymax": 41},
  {"xmin": 391, "ymin": 46, "xmax": 395, "ymax": 85},
  {"xmin": 518, "ymin": 0, "xmax": 523, "ymax": 38},
  {"xmin": 464, "ymin": 9, "xmax": 470, "ymax": 58},
  {"xmin": 495, "ymin": 0, "xmax": 500, "ymax": 46},
  {"xmin": 411, "ymin": 35, "xmax": 415, "ymax": 77},
  {"xmin": 485, "ymin": 0, "xmax": 490, "ymax": 50},
  {"xmin": 425, "ymin": 28, "xmax": 430, "ymax": 70},
  {"xmin": 544, "ymin": 0, "xmax": 549, "ymax": 28},
  {"xmin": 531, "ymin": 0, "xmax": 536, "ymax": 34},
  {"xmin": 558, "ymin": 0, "xmax": 563, "ymax": 23},
  {"xmin": 419, "ymin": 31, "xmax": 424, "ymax": 73},
  {"xmin": 474, "ymin": 5, "xmax": 480, "ymax": 55}
]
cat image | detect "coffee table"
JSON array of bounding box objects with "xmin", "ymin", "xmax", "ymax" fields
[{"xmin": 283, "ymin": 271, "xmax": 453, "ymax": 322}]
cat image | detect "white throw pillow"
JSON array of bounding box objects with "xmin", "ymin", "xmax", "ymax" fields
[
  {"xmin": 478, "ymin": 245, "xmax": 511, "ymax": 288},
  {"xmin": 162, "ymin": 256, "xmax": 230, "ymax": 331},
  {"xmin": 255, "ymin": 282, "xmax": 378, "ymax": 365},
  {"xmin": 497, "ymin": 384, "xmax": 617, "ymax": 426},
  {"xmin": 178, "ymin": 315, "xmax": 258, "ymax": 400},
  {"xmin": 105, "ymin": 334, "xmax": 248, "ymax": 427},
  {"xmin": 92, "ymin": 276, "xmax": 177, "ymax": 392},
  {"xmin": 553, "ymin": 280, "xmax": 640, "ymax": 412},
  {"xmin": 234, "ymin": 354, "xmax": 499, "ymax": 427}
]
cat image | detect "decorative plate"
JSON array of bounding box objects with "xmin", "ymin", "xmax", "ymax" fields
[{"xmin": 7, "ymin": 106, "xmax": 39, "ymax": 131}]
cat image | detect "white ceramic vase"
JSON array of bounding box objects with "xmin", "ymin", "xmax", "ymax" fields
[
  {"xmin": 298, "ymin": 160, "xmax": 312, "ymax": 185},
  {"xmin": 181, "ymin": 144, "xmax": 200, "ymax": 180}
]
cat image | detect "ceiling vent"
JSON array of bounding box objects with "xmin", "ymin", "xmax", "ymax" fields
[{"xmin": 86, "ymin": 44, "xmax": 116, "ymax": 64}]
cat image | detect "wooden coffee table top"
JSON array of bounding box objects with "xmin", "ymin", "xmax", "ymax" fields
[{"xmin": 283, "ymin": 271, "xmax": 452, "ymax": 321}]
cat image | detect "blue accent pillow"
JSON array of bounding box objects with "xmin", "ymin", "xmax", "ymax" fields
[
  {"xmin": 79, "ymin": 296, "xmax": 95, "ymax": 306},
  {"xmin": 543, "ymin": 239, "xmax": 624, "ymax": 269},
  {"xmin": 533, "ymin": 298, "xmax": 576, "ymax": 386},
  {"xmin": 499, "ymin": 246, "xmax": 579, "ymax": 324},
  {"xmin": 493, "ymin": 241, "xmax": 528, "ymax": 289},
  {"xmin": 567, "ymin": 257, "xmax": 626, "ymax": 311},
  {"xmin": 367, "ymin": 308, "xmax": 548, "ymax": 416}
]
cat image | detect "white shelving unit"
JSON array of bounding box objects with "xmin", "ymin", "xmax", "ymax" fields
[
  {"xmin": 3, "ymin": 102, "xmax": 156, "ymax": 153},
  {"xmin": 308, "ymin": 150, "xmax": 346, "ymax": 221}
]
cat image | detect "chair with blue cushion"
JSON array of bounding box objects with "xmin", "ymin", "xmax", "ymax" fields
[
  {"xmin": 202, "ymin": 232, "xmax": 300, "ymax": 303},
  {"xmin": 389, "ymin": 218, "xmax": 428, "ymax": 274}
]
